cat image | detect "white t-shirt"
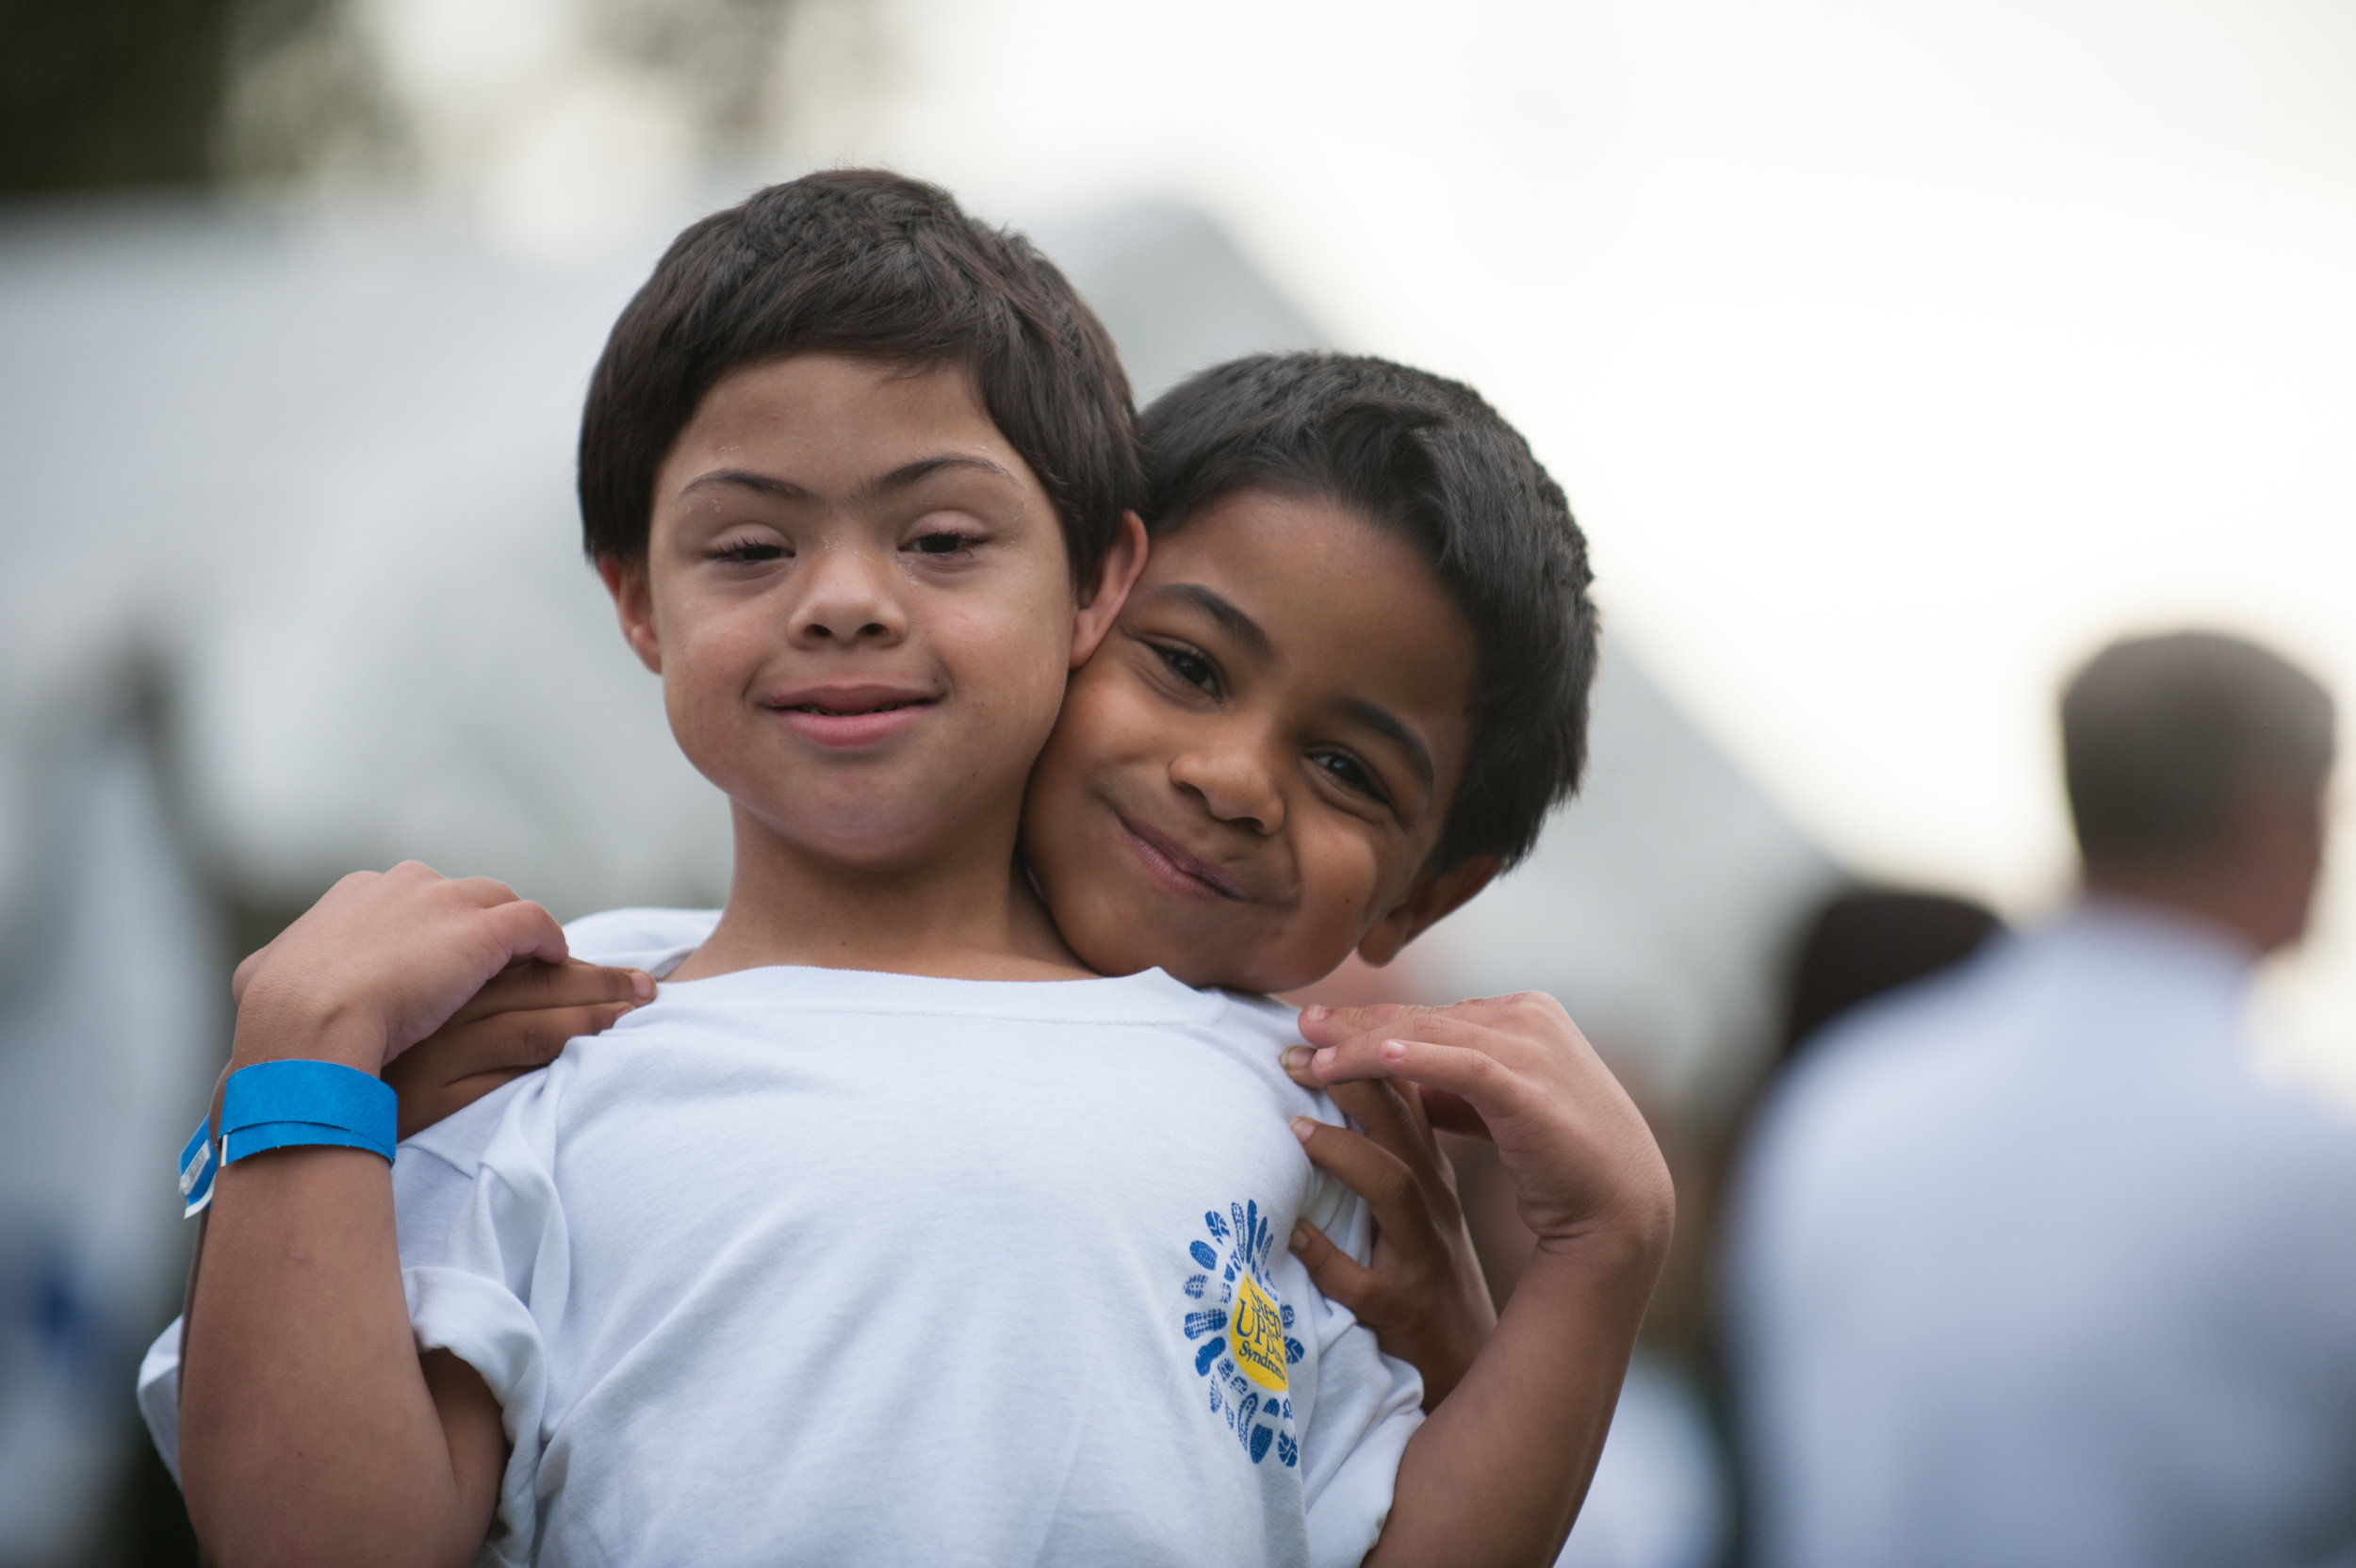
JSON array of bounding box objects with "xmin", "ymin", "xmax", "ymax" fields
[{"xmin": 141, "ymin": 908, "xmax": 1422, "ymax": 1568}]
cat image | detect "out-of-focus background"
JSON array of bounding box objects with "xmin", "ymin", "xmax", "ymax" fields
[{"xmin": 1, "ymin": 2, "xmax": 2350, "ymax": 1564}]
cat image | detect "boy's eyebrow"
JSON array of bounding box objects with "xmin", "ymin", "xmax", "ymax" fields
[
  {"xmin": 679, "ymin": 468, "xmax": 815, "ymax": 503},
  {"xmin": 871, "ymin": 454, "xmax": 1019, "ymax": 494},
  {"xmin": 674, "ymin": 454, "xmax": 1018, "ymax": 505},
  {"xmin": 1150, "ymin": 583, "xmax": 1273, "ymax": 662},
  {"xmin": 1335, "ymin": 695, "xmax": 1437, "ymax": 795}
]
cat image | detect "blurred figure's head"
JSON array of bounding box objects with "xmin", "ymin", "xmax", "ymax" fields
[
  {"xmin": 1781, "ymin": 889, "xmax": 2004, "ymax": 1059},
  {"xmin": 2063, "ymin": 631, "xmax": 2335, "ymax": 954}
]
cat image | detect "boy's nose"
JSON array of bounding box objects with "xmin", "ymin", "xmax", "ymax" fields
[
  {"xmin": 1170, "ymin": 746, "xmax": 1286, "ymax": 836},
  {"xmin": 788, "ymin": 547, "xmax": 908, "ymax": 646}
]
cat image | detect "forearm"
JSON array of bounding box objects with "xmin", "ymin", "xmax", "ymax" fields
[
  {"xmin": 1367, "ymin": 1221, "xmax": 1665, "ymax": 1568},
  {"xmin": 180, "ymin": 1030, "xmax": 491, "ymax": 1568}
]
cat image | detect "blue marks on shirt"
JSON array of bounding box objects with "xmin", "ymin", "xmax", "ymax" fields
[{"xmin": 1179, "ymin": 1200, "xmax": 1298, "ymax": 1467}]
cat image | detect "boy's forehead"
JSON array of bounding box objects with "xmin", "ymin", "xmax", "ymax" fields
[
  {"xmin": 654, "ymin": 354, "xmax": 1048, "ymax": 507},
  {"xmin": 684, "ymin": 354, "xmax": 990, "ymax": 449}
]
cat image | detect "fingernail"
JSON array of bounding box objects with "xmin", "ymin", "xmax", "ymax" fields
[
  {"xmin": 1289, "ymin": 1116, "xmax": 1317, "ymax": 1143},
  {"xmin": 1381, "ymin": 1038, "xmax": 1409, "ymax": 1063},
  {"xmin": 1281, "ymin": 1046, "xmax": 1312, "ymax": 1071},
  {"xmin": 1302, "ymin": 1004, "xmax": 1328, "ymax": 1022},
  {"xmin": 1312, "ymin": 1046, "xmax": 1336, "ymax": 1071},
  {"xmin": 630, "ymin": 971, "xmax": 655, "ymax": 1001},
  {"xmin": 1290, "ymin": 1223, "xmax": 1310, "ymax": 1251}
]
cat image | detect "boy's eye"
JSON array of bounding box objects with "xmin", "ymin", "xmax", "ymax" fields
[
  {"xmin": 1313, "ymin": 751, "xmax": 1386, "ymax": 803},
  {"xmin": 1155, "ymin": 644, "xmax": 1219, "ymax": 695},
  {"xmin": 711, "ymin": 539, "xmax": 786, "ymax": 564},
  {"xmin": 906, "ymin": 530, "xmax": 977, "ymax": 556}
]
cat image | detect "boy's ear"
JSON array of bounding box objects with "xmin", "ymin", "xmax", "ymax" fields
[
  {"xmin": 1356, "ymin": 854, "xmax": 1501, "ymax": 968},
  {"xmin": 597, "ymin": 553, "xmax": 664, "ymax": 676},
  {"xmin": 1071, "ymin": 512, "xmax": 1150, "ymax": 669}
]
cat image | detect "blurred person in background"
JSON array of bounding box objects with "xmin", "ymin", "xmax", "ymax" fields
[
  {"xmin": 1722, "ymin": 629, "xmax": 2356, "ymax": 1568},
  {"xmin": 1699, "ymin": 886, "xmax": 2003, "ymax": 1566}
]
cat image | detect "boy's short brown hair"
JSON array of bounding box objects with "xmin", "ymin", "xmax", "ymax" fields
[{"xmin": 579, "ymin": 170, "xmax": 1142, "ymax": 582}]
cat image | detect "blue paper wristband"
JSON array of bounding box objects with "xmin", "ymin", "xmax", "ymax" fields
[
  {"xmin": 221, "ymin": 1060, "xmax": 397, "ymax": 1166},
  {"xmin": 179, "ymin": 1118, "xmax": 218, "ymax": 1217}
]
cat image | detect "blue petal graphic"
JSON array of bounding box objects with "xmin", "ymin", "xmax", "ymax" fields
[
  {"xmin": 1190, "ymin": 1240, "xmax": 1219, "ymax": 1269},
  {"xmin": 1250, "ymin": 1424, "xmax": 1275, "ymax": 1463},
  {"xmin": 1195, "ymin": 1336, "xmax": 1228, "ymax": 1375},
  {"xmin": 1184, "ymin": 1308, "xmax": 1228, "ymax": 1339}
]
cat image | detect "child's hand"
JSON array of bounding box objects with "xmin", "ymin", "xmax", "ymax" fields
[
  {"xmin": 383, "ymin": 958, "xmax": 654, "ymax": 1139},
  {"xmin": 1281, "ymin": 1051, "xmax": 1498, "ymax": 1407},
  {"xmin": 229, "ymin": 861, "xmax": 570, "ymax": 1076},
  {"xmin": 1297, "ymin": 994, "xmax": 1674, "ymax": 1262}
]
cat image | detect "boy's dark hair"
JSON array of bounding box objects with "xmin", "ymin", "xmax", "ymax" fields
[
  {"xmin": 579, "ymin": 170, "xmax": 1142, "ymax": 582},
  {"xmin": 1140, "ymin": 352, "xmax": 1598, "ymax": 873},
  {"xmin": 2062, "ymin": 630, "xmax": 2335, "ymax": 871}
]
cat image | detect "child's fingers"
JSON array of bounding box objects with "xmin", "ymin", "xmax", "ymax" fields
[
  {"xmin": 1304, "ymin": 993, "xmax": 1576, "ymax": 1066},
  {"xmin": 1287, "ymin": 1218, "xmax": 1384, "ymax": 1318},
  {"xmin": 1303, "ymin": 1007, "xmax": 1546, "ymax": 1087},
  {"xmin": 1298, "ymin": 1001, "xmax": 1429, "ymax": 1043},
  {"xmin": 1418, "ymin": 1086, "xmax": 1493, "ymax": 1141},
  {"xmin": 476, "ymin": 895, "xmax": 570, "ymax": 969},
  {"xmin": 1284, "ymin": 1048, "xmax": 1434, "ymax": 1142},
  {"xmin": 394, "ymin": 1069, "xmax": 532, "ymax": 1142},
  {"xmin": 397, "ymin": 1001, "xmax": 633, "ymax": 1086},
  {"xmin": 450, "ymin": 961, "xmax": 653, "ymax": 1026},
  {"xmin": 1282, "ymin": 1045, "xmax": 1322, "ymax": 1091},
  {"xmin": 1291, "ymin": 1116, "xmax": 1442, "ymax": 1254},
  {"xmin": 1321, "ymin": 1077, "xmax": 1442, "ymax": 1187},
  {"xmin": 1353, "ymin": 1037, "xmax": 1545, "ymax": 1126}
]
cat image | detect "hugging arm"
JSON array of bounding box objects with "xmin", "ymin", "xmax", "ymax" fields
[
  {"xmin": 1305, "ymin": 995, "xmax": 1676, "ymax": 1568},
  {"xmin": 178, "ymin": 865, "xmax": 575, "ymax": 1568}
]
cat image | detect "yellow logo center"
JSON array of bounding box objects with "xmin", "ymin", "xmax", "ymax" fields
[{"xmin": 1230, "ymin": 1273, "xmax": 1288, "ymax": 1392}]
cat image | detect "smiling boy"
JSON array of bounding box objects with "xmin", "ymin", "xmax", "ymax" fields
[{"xmin": 164, "ymin": 173, "xmax": 1670, "ymax": 1568}]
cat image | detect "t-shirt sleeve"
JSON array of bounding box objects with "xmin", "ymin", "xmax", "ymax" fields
[
  {"xmin": 394, "ymin": 1077, "xmax": 570, "ymax": 1568},
  {"xmin": 1293, "ymin": 1186, "xmax": 1426, "ymax": 1568},
  {"xmin": 136, "ymin": 1317, "xmax": 185, "ymax": 1485}
]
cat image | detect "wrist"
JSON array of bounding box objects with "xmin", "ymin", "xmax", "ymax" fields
[
  {"xmin": 230, "ymin": 992, "xmax": 386, "ymax": 1077},
  {"xmin": 1528, "ymin": 1188, "xmax": 1676, "ymax": 1278}
]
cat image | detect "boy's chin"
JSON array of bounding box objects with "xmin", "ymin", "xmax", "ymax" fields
[{"xmin": 1060, "ymin": 920, "xmax": 1216, "ymax": 988}]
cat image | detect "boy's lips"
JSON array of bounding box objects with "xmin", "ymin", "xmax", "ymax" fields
[
  {"xmin": 762, "ymin": 683, "xmax": 939, "ymax": 750},
  {"xmin": 1115, "ymin": 812, "xmax": 1251, "ymax": 903}
]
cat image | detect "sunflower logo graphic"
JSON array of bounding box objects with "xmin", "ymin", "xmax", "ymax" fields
[{"xmin": 1182, "ymin": 1200, "xmax": 1306, "ymax": 1466}]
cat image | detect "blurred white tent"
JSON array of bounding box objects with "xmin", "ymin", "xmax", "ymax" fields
[
  {"xmin": 0, "ymin": 198, "xmax": 728, "ymax": 923},
  {"xmin": 0, "ymin": 691, "xmax": 216, "ymax": 1564}
]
